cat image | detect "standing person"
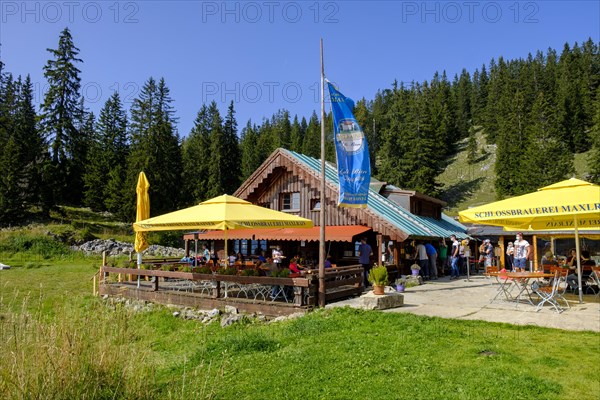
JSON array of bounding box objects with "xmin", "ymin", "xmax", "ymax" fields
[
  {"xmin": 483, "ymin": 239, "xmax": 494, "ymax": 271},
  {"xmin": 505, "ymin": 241, "xmax": 514, "ymax": 271},
  {"xmin": 272, "ymin": 246, "xmax": 284, "ymax": 266},
  {"xmin": 358, "ymin": 237, "xmax": 373, "ymax": 287},
  {"xmin": 425, "ymin": 242, "xmax": 438, "ymax": 280},
  {"xmin": 414, "ymin": 241, "xmax": 430, "ymax": 280},
  {"xmin": 450, "ymin": 235, "xmax": 460, "ymax": 280},
  {"xmin": 438, "ymin": 240, "xmax": 448, "ymax": 277},
  {"xmin": 513, "ymin": 232, "xmax": 530, "ymax": 272}
]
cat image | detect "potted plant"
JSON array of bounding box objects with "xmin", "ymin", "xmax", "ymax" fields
[
  {"xmin": 368, "ymin": 265, "xmax": 389, "ymax": 295},
  {"xmin": 395, "ymin": 277, "xmax": 406, "ymax": 292},
  {"xmin": 410, "ymin": 263, "xmax": 421, "ymax": 276}
]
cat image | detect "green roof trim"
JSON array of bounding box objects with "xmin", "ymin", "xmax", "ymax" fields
[{"xmin": 283, "ymin": 149, "xmax": 468, "ymax": 240}]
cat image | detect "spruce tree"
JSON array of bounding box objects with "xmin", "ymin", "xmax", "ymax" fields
[
  {"xmin": 301, "ymin": 111, "xmax": 320, "ymax": 158},
  {"xmin": 588, "ymin": 87, "xmax": 600, "ymax": 184},
  {"xmin": 239, "ymin": 120, "xmax": 261, "ymax": 180},
  {"xmin": 523, "ymin": 92, "xmax": 574, "ymax": 189},
  {"xmin": 466, "ymin": 126, "xmax": 477, "ymax": 165},
  {"xmin": 289, "ymin": 115, "xmax": 304, "ymax": 153},
  {"xmin": 13, "ymin": 75, "xmax": 49, "ymax": 212},
  {"xmin": 221, "ymin": 101, "xmax": 241, "ymax": 193},
  {"xmin": 126, "ymin": 77, "xmax": 182, "ymax": 219},
  {"xmin": 84, "ymin": 92, "xmax": 128, "ymax": 211},
  {"xmin": 40, "ymin": 27, "xmax": 84, "ymax": 205},
  {"xmin": 182, "ymin": 104, "xmax": 212, "ymax": 204},
  {"xmin": 206, "ymin": 102, "xmax": 225, "ymax": 198}
]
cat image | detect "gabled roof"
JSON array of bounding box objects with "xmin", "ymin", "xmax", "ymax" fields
[{"xmin": 235, "ymin": 148, "xmax": 468, "ymax": 240}]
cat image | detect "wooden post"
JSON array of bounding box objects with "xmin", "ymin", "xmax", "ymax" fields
[
  {"xmin": 533, "ymin": 235, "xmax": 538, "ymax": 271},
  {"xmin": 318, "ymin": 38, "xmax": 326, "ymax": 308},
  {"xmin": 376, "ymin": 234, "xmax": 383, "ymax": 266},
  {"xmin": 93, "ymin": 274, "xmax": 97, "ymax": 296},
  {"xmin": 499, "ymin": 236, "xmax": 505, "ymax": 269}
]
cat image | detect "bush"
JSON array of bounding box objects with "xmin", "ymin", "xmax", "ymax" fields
[
  {"xmin": 368, "ymin": 265, "xmax": 389, "ymax": 286},
  {"xmin": 197, "ymin": 266, "xmax": 212, "ymax": 274},
  {"xmin": 241, "ymin": 268, "xmax": 259, "ymax": 276},
  {"xmin": 0, "ymin": 233, "xmax": 72, "ymax": 258}
]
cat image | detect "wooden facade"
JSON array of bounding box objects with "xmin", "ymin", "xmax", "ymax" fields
[{"xmin": 235, "ymin": 149, "xmax": 409, "ymax": 242}]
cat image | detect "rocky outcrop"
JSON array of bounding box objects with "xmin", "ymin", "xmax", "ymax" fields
[{"xmin": 72, "ymin": 238, "xmax": 185, "ymax": 257}]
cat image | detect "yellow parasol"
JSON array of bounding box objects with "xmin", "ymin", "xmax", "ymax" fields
[
  {"xmin": 134, "ymin": 172, "xmax": 151, "ymax": 253},
  {"xmin": 133, "ymin": 194, "xmax": 313, "ymax": 262},
  {"xmin": 134, "ymin": 172, "xmax": 150, "ymax": 288},
  {"xmin": 459, "ymin": 178, "xmax": 600, "ymax": 302}
]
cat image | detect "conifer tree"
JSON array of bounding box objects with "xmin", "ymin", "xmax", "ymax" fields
[
  {"xmin": 239, "ymin": 120, "xmax": 261, "ymax": 180},
  {"xmin": 301, "ymin": 111, "xmax": 320, "ymax": 158},
  {"xmin": 40, "ymin": 27, "xmax": 84, "ymax": 205},
  {"xmin": 126, "ymin": 77, "xmax": 181, "ymax": 219},
  {"xmin": 221, "ymin": 101, "xmax": 241, "ymax": 193},
  {"xmin": 84, "ymin": 92, "xmax": 128, "ymax": 211},
  {"xmin": 466, "ymin": 126, "xmax": 477, "ymax": 165},
  {"xmin": 289, "ymin": 115, "xmax": 304, "ymax": 153},
  {"xmin": 588, "ymin": 87, "xmax": 600, "ymax": 184},
  {"xmin": 523, "ymin": 92, "xmax": 573, "ymax": 189},
  {"xmin": 182, "ymin": 104, "xmax": 212, "ymax": 204}
]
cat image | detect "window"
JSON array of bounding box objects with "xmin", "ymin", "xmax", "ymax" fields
[
  {"xmin": 311, "ymin": 199, "xmax": 321, "ymax": 211},
  {"xmin": 282, "ymin": 192, "xmax": 300, "ymax": 211}
]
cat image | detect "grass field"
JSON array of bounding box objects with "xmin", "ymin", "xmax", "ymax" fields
[
  {"xmin": 1, "ymin": 255, "xmax": 599, "ymax": 400},
  {"xmin": 439, "ymin": 129, "xmax": 593, "ymax": 216}
]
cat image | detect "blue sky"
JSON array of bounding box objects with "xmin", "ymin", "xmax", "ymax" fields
[{"xmin": 1, "ymin": 1, "xmax": 599, "ymax": 136}]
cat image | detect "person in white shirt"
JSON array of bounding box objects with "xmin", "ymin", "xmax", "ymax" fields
[{"xmin": 513, "ymin": 232, "xmax": 530, "ymax": 272}]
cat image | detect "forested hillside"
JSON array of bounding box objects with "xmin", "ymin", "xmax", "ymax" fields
[{"xmin": 1, "ymin": 28, "xmax": 599, "ymax": 226}]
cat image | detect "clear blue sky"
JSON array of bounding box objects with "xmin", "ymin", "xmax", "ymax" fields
[{"xmin": 1, "ymin": 1, "xmax": 599, "ymax": 136}]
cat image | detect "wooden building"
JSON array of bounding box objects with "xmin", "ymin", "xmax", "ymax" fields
[{"xmin": 184, "ymin": 148, "xmax": 468, "ymax": 276}]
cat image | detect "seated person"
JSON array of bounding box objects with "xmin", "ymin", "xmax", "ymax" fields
[
  {"xmin": 257, "ymin": 251, "xmax": 267, "ymax": 263},
  {"xmin": 228, "ymin": 252, "xmax": 237, "ymax": 266},
  {"xmin": 236, "ymin": 251, "xmax": 244, "ymax": 262},
  {"xmin": 288, "ymin": 256, "xmax": 304, "ymax": 274},
  {"xmin": 566, "ymin": 250, "xmax": 596, "ymax": 291},
  {"xmin": 324, "ymin": 256, "xmax": 333, "ymax": 269},
  {"xmin": 541, "ymin": 252, "xmax": 558, "ymax": 273}
]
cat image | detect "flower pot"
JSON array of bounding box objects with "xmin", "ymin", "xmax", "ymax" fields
[
  {"xmin": 373, "ymin": 284, "xmax": 385, "ymax": 295},
  {"xmin": 396, "ymin": 284, "xmax": 405, "ymax": 292},
  {"xmin": 411, "ymin": 269, "xmax": 420, "ymax": 276}
]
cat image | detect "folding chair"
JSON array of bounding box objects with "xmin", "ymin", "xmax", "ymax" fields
[
  {"xmin": 533, "ymin": 269, "xmax": 570, "ymax": 313},
  {"xmin": 588, "ymin": 267, "xmax": 600, "ymax": 297}
]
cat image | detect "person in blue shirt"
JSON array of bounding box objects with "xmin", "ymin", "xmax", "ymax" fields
[
  {"xmin": 425, "ymin": 242, "xmax": 438, "ymax": 280},
  {"xmin": 358, "ymin": 237, "xmax": 373, "ymax": 287}
]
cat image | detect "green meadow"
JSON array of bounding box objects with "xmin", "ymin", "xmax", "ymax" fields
[{"xmin": 1, "ymin": 248, "xmax": 598, "ymax": 400}]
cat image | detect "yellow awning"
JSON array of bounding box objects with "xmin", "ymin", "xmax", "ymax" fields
[
  {"xmin": 133, "ymin": 194, "xmax": 313, "ymax": 232},
  {"xmin": 458, "ymin": 178, "xmax": 600, "ymax": 231}
]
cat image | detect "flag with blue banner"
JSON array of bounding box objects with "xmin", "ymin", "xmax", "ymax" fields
[{"xmin": 327, "ymin": 81, "xmax": 371, "ymax": 208}]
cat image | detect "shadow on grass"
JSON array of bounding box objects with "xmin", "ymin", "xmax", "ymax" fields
[{"xmin": 440, "ymin": 177, "xmax": 485, "ymax": 205}]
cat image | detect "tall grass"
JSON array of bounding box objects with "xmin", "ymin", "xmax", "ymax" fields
[{"xmin": 0, "ymin": 295, "xmax": 223, "ymax": 399}]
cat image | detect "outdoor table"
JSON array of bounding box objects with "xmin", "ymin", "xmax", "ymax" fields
[{"xmin": 488, "ymin": 272, "xmax": 554, "ymax": 307}]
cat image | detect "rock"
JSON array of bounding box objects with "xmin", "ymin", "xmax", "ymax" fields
[
  {"xmin": 269, "ymin": 316, "xmax": 288, "ymax": 323},
  {"xmin": 173, "ymin": 311, "xmax": 181, "ymax": 318},
  {"xmin": 224, "ymin": 305, "xmax": 238, "ymax": 315},
  {"xmin": 207, "ymin": 308, "xmax": 220, "ymax": 318},
  {"xmin": 0, "ymin": 263, "xmax": 11, "ymax": 270},
  {"xmin": 220, "ymin": 314, "xmax": 244, "ymax": 327},
  {"xmin": 358, "ymin": 290, "xmax": 404, "ymax": 310}
]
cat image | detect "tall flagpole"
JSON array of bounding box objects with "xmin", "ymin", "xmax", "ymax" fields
[{"xmin": 319, "ymin": 38, "xmax": 326, "ymax": 307}]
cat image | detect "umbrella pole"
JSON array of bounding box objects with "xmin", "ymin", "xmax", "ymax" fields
[
  {"xmin": 574, "ymin": 218, "xmax": 583, "ymax": 304},
  {"xmin": 137, "ymin": 252, "xmax": 142, "ymax": 288},
  {"xmin": 224, "ymin": 228, "xmax": 228, "ymax": 266}
]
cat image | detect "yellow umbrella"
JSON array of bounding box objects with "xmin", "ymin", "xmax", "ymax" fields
[
  {"xmin": 459, "ymin": 178, "xmax": 600, "ymax": 302},
  {"xmin": 134, "ymin": 172, "xmax": 151, "ymax": 253},
  {"xmin": 133, "ymin": 194, "xmax": 313, "ymax": 262}
]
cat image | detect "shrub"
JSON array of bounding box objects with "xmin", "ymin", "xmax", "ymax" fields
[
  {"xmin": 197, "ymin": 266, "xmax": 212, "ymax": 274},
  {"xmin": 368, "ymin": 265, "xmax": 389, "ymax": 286},
  {"xmin": 241, "ymin": 268, "xmax": 259, "ymax": 277}
]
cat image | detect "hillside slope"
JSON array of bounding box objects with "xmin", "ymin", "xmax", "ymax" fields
[{"xmin": 439, "ymin": 131, "xmax": 591, "ymax": 216}]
